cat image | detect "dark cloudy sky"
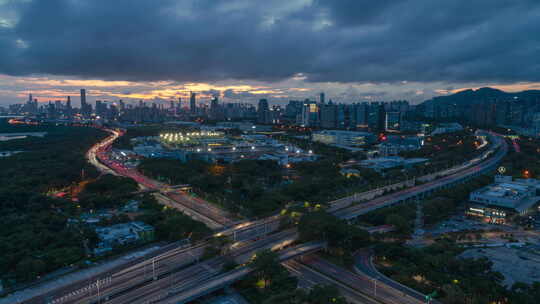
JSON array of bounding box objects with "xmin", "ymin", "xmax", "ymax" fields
[{"xmin": 0, "ymin": 0, "xmax": 539, "ymax": 106}]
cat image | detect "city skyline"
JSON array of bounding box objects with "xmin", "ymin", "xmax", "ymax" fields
[{"xmin": 1, "ymin": 1, "xmax": 540, "ymax": 105}]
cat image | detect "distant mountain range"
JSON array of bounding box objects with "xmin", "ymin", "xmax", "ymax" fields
[{"xmin": 422, "ymin": 87, "xmax": 540, "ymax": 106}]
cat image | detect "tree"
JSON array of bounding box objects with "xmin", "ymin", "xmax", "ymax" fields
[
  {"xmin": 304, "ymin": 285, "xmax": 348, "ymax": 304},
  {"xmin": 250, "ymin": 249, "xmax": 296, "ymax": 292},
  {"xmin": 0, "ymin": 122, "xmax": 108, "ymax": 284},
  {"xmin": 385, "ymin": 213, "xmax": 410, "ymax": 234},
  {"xmin": 16, "ymin": 258, "xmax": 46, "ymax": 281},
  {"xmin": 261, "ymin": 285, "xmax": 348, "ymax": 304},
  {"xmin": 298, "ymin": 210, "xmax": 370, "ymax": 262}
]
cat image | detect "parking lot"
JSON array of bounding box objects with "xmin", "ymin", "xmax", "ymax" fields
[{"xmin": 426, "ymin": 215, "xmax": 515, "ymax": 236}]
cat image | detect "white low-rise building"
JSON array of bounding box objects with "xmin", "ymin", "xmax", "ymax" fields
[
  {"xmin": 312, "ymin": 130, "xmax": 375, "ymax": 147},
  {"xmin": 467, "ymin": 176, "xmax": 540, "ymax": 223},
  {"xmin": 359, "ymin": 156, "xmax": 428, "ymax": 172}
]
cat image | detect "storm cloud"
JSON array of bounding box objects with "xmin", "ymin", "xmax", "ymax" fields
[{"xmin": 0, "ymin": 0, "xmax": 539, "ymax": 84}]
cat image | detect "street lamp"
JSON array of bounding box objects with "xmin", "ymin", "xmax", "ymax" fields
[{"xmin": 371, "ymin": 277, "xmax": 377, "ymax": 297}]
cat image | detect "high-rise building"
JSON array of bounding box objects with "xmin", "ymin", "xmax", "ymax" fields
[
  {"xmin": 354, "ymin": 103, "xmax": 369, "ymax": 129},
  {"xmin": 285, "ymin": 100, "xmax": 303, "ymax": 120},
  {"xmin": 210, "ymin": 95, "xmax": 222, "ymax": 120},
  {"xmin": 385, "ymin": 112, "xmax": 402, "ymax": 131},
  {"xmin": 22, "ymin": 93, "xmax": 38, "ymax": 114},
  {"xmin": 320, "ymin": 92, "xmax": 325, "ymax": 105},
  {"xmin": 337, "ymin": 104, "xmax": 346, "ymax": 129},
  {"xmin": 95, "ymin": 100, "xmax": 108, "ymax": 117},
  {"xmin": 367, "ymin": 102, "xmax": 385, "ymax": 131},
  {"xmin": 80, "ymin": 89, "xmax": 92, "ymax": 118},
  {"xmin": 80, "ymin": 89, "xmax": 86, "ymax": 107},
  {"xmin": 300, "ymin": 100, "xmax": 319, "ymax": 127},
  {"xmin": 54, "ymin": 100, "xmax": 62, "ymax": 111},
  {"xmin": 257, "ymin": 99, "xmax": 270, "ymax": 124},
  {"xmin": 270, "ymin": 105, "xmax": 282, "ymax": 124},
  {"xmin": 190, "ymin": 92, "xmax": 197, "ymax": 114},
  {"xmin": 320, "ymin": 103, "xmax": 337, "ymax": 129},
  {"xmin": 65, "ymin": 96, "xmax": 72, "ymax": 117},
  {"xmin": 211, "ymin": 95, "xmax": 219, "ymax": 110}
]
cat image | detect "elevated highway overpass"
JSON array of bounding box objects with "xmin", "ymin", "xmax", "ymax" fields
[{"xmin": 334, "ymin": 131, "xmax": 507, "ymax": 220}]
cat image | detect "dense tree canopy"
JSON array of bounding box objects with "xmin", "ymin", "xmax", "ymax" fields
[
  {"xmin": 401, "ymin": 130, "xmax": 485, "ymax": 171},
  {"xmin": 78, "ymin": 174, "xmax": 139, "ymax": 210},
  {"xmin": 298, "ymin": 210, "xmax": 370, "ymax": 266},
  {"xmin": 135, "ymin": 194, "xmax": 211, "ymax": 242},
  {"xmin": 240, "ymin": 249, "xmax": 348, "ymax": 304},
  {"xmin": 0, "ymin": 120, "xmax": 107, "ymax": 283},
  {"xmin": 138, "ymin": 157, "xmax": 364, "ymax": 218},
  {"xmin": 374, "ymin": 241, "xmax": 507, "ymax": 303}
]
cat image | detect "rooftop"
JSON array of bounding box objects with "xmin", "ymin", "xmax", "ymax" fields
[
  {"xmin": 470, "ymin": 177, "xmax": 540, "ymax": 212},
  {"xmin": 313, "ymin": 130, "xmax": 373, "ymax": 136}
]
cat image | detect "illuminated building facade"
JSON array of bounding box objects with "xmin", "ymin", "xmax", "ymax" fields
[{"xmin": 467, "ymin": 175, "xmax": 540, "ymax": 224}]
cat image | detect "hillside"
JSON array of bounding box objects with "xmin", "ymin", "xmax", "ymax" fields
[{"xmin": 422, "ymin": 87, "xmax": 540, "ymax": 106}]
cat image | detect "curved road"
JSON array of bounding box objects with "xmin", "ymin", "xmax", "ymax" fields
[
  {"xmin": 88, "ymin": 128, "xmax": 235, "ymax": 227},
  {"xmin": 86, "ymin": 128, "xmax": 122, "ymax": 176},
  {"xmin": 301, "ymin": 255, "xmax": 422, "ymax": 304},
  {"xmin": 354, "ymin": 251, "xmax": 441, "ymax": 303}
]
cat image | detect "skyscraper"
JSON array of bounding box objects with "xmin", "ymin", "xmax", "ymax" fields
[
  {"xmin": 354, "ymin": 103, "xmax": 369, "ymax": 129},
  {"xmin": 210, "ymin": 95, "xmax": 223, "ymax": 120},
  {"xmin": 80, "ymin": 89, "xmax": 86, "ymax": 107},
  {"xmin": 211, "ymin": 95, "xmax": 219, "ymax": 110},
  {"xmin": 385, "ymin": 112, "xmax": 402, "ymax": 131},
  {"xmin": 300, "ymin": 100, "xmax": 319, "ymax": 127},
  {"xmin": 320, "ymin": 103, "xmax": 337, "ymax": 128},
  {"xmin": 367, "ymin": 102, "xmax": 385, "ymax": 131},
  {"xmin": 80, "ymin": 89, "xmax": 92, "ymax": 118},
  {"xmin": 320, "ymin": 92, "xmax": 325, "ymax": 105},
  {"xmin": 64, "ymin": 96, "xmax": 71, "ymax": 116},
  {"xmin": 257, "ymin": 99, "xmax": 270, "ymax": 124},
  {"xmin": 190, "ymin": 92, "xmax": 197, "ymax": 114}
]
